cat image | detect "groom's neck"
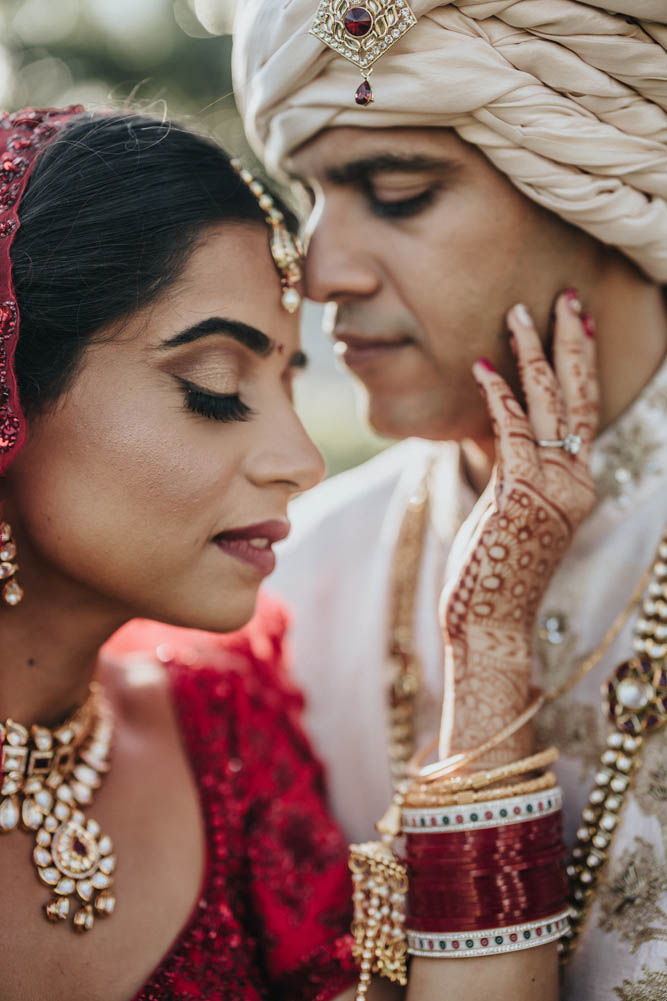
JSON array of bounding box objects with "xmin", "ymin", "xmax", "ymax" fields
[{"xmin": 587, "ymin": 256, "xmax": 666, "ymax": 433}]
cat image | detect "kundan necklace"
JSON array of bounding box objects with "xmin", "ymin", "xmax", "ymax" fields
[{"xmin": 0, "ymin": 682, "xmax": 116, "ymax": 932}]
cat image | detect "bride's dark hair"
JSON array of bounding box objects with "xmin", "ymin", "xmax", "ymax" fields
[{"xmin": 11, "ymin": 111, "xmax": 287, "ymax": 415}]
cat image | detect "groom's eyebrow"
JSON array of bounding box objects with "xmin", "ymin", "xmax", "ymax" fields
[{"xmin": 323, "ymin": 154, "xmax": 459, "ymax": 185}]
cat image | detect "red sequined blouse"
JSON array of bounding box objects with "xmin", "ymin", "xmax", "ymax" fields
[{"xmin": 106, "ymin": 598, "xmax": 358, "ymax": 1001}]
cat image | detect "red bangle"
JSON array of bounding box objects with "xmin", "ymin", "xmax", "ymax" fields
[{"xmin": 404, "ymin": 812, "xmax": 568, "ymax": 933}]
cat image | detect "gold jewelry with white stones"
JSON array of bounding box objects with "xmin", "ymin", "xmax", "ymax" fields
[
  {"xmin": 309, "ymin": 1, "xmax": 417, "ymax": 107},
  {"xmin": 231, "ymin": 159, "xmax": 304, "ymax": 314},
  {"xmin": 0, "ymin": 683, "xmax": 116, "ymax": 932},
  {"xmin": 0, "ymin": 520, "xmax": 23, "ymax": 606},
  {"xmin": 562, "ymin": 525, "xmax": 667, "ymax": 958},
  {"xmin": 349, "ymin": 840, "xmax": 408, "ymax": 997}
]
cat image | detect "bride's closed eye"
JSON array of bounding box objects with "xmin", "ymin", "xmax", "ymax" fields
[{"xmin": 177, "ymin": 377, "xmax": 254, "ymax": 423}]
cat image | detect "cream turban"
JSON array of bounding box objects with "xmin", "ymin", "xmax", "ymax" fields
[{"xmin": 233, "ymin": 1, "xmax": 667, "ymax": 282}]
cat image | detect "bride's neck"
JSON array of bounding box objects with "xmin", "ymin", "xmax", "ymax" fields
[{"xmin": 0, "ymin": 574, "xmax": 128, "ymax": 726}]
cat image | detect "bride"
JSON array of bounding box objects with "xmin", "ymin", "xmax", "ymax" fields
[
  {"xmin": 0, "ymin": 106, "xmax": 598, "ymax": 1001},
  {"xmin": 0, "ymin": 105, "xmax": 355, "ymax": 1001}
]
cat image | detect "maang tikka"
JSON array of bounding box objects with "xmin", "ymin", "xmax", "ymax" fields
[
  {"xmin": 231, "ymin": 160, "xmax": 304, "ymax": 314},
  {"xmin": 310, "ymin": 0, "xmax": 417, "ymax": 106}
]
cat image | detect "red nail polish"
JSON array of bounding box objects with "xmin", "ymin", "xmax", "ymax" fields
[
  {"xmin": 476, "ymin": 358, "xmax": 495, "ymax": 372},
  {"xmin": 564, "ymin": 288, "xmax": 583, "ymax": 315},
  {"xmin": 582, "ymin": 313, "xmax": 596, "ymax": 338}
]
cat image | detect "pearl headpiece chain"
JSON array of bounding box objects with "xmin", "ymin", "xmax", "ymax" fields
[{"xmin": 231, "ymin": 159, "xmax": 304, "ymax": 314}]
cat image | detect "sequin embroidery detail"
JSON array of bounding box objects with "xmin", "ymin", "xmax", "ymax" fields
[
  {"xmin": 0, "ymin": 107, "xmax": 83, "ymax": 468},
  {"xmin": 131, "ymin": 600, "xmax": 358, "ymax": 1000}
]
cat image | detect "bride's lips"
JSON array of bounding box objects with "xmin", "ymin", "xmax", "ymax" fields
[
  {"xmin": 334, "ymin": 333, "xmax": 415, "ymax": 369},
  {"xmin": 212, "ymin": 519, "xmax": 290, "ymax": 575}
]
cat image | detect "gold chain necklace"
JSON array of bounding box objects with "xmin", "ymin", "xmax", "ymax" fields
[
  {"xmin": 0, "ymin": 682, "xmax": 116, "ymax": 932},
  {"xmin": 385, "ymin": 461, "xmax": 435, "ymax": 786}
]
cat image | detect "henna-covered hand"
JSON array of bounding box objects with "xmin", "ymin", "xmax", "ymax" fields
[{"xmin": 440, "ymin": 291, "xmax": 599, "ymax": 765}]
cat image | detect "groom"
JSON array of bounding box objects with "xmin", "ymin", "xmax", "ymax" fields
[{"xmin": 233, "ymin": 4, "xmax": 667, "ymax": 996}]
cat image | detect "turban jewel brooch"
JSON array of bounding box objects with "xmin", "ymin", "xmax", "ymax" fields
[{"xmin": 310, "ymin": 0, "xmax": 417, "ymax": 106}]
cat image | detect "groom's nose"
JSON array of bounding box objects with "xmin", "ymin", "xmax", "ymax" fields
[{"xmin": 303, "ymin": 201, "xmax": 381, "ymax": 305}]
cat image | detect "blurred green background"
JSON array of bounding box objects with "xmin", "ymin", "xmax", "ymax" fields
[{"xmin": 0, "ymin": 0, "xmax": 389, "ymax": 476}]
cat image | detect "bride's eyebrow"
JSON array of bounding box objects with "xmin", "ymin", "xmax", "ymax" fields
[
  {"xmin": 159, "ymin": 317, "xmax": 275, "ymax": 356},
  {"xmin": 159, "ymin": 317, "xmax": 308, "ymax": 370}
]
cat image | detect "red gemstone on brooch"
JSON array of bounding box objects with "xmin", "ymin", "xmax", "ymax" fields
[
  {"xmin": 355, "ymin": 80, "xmax": 374, "ymax": 106},
  {"xmin": 73, "ymin": 838, "xmax": 87, "ymax": 857},
  {"xmin": 343, "ymin": 6, "xmax": 373, "ymax": 36}
]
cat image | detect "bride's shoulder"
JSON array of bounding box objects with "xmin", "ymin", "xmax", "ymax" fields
[{"xmin": 100, "ymin": 593, "xmax": 295, "ymax": 710}]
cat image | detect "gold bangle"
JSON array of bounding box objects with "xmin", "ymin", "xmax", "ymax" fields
[
  {"xmin": 414, "ymin": 746, "xmax": 559, "ymax": 796},
  {"xmin": 377, "ymin": 748, "xmax": 560, "ymax": 839},
  {"xmin": 410, "ymin": 688, "xmax": 547, "ymax": 783},
  {"xmin": 404, "ymin": 770, "xmax": 557, "ymax": 809}
]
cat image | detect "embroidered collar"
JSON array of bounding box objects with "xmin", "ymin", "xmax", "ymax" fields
[{"xmin": 591, "ymin": 356, "xmax": 667, "ymax": 513}]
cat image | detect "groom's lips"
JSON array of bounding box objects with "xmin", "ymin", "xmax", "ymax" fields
[{"xmin": 334, "ymin": 333, "xmax": 415, "ymax": 369}]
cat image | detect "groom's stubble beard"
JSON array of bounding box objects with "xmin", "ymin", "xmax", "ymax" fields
[{"xmin": 326, "ymin": 297, "xmax": 506, "ymax": 443}]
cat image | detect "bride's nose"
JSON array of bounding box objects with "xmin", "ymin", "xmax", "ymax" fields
[{"xmin": 246, "ymin": 405, "xmax": 326, "ymax": 495}]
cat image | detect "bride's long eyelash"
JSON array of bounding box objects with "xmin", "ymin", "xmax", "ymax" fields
[
  {"xmin": 368, "ymin": 187, "xmax": 437, "ymax": 220},
  {"xmin": 180, "ymin": 380, "xmax": 254, "ymax": 423}
]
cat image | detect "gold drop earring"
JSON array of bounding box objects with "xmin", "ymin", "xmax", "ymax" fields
[{"xmin": 0, "ymin": 521, "xmax": 23, "ymax": 606}]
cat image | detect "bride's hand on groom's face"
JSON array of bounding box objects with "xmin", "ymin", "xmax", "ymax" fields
[
  {"xmin": 447, "ymin": 289, "xmax": 599, "ymax": 645},
  {"xmin": 484, "ymin": 288, "xmax": 598, "ymax": 521},
  {"xmin": 439, "ymin": 290, "xmax": 598, "ymax": 759}
]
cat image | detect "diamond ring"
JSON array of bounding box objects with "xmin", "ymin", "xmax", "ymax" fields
[{"xmin": 536, "ymin": 433, "xmax": 582, "ymax": 455}]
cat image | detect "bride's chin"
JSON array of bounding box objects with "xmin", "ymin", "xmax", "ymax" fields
[
  {"xmin": 175, "ymin": 598, "xmax": 259, "ymax": 635},
  {"xmin": 131, "ymin": 581, "xmax": 260, "ymax": 635}
]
